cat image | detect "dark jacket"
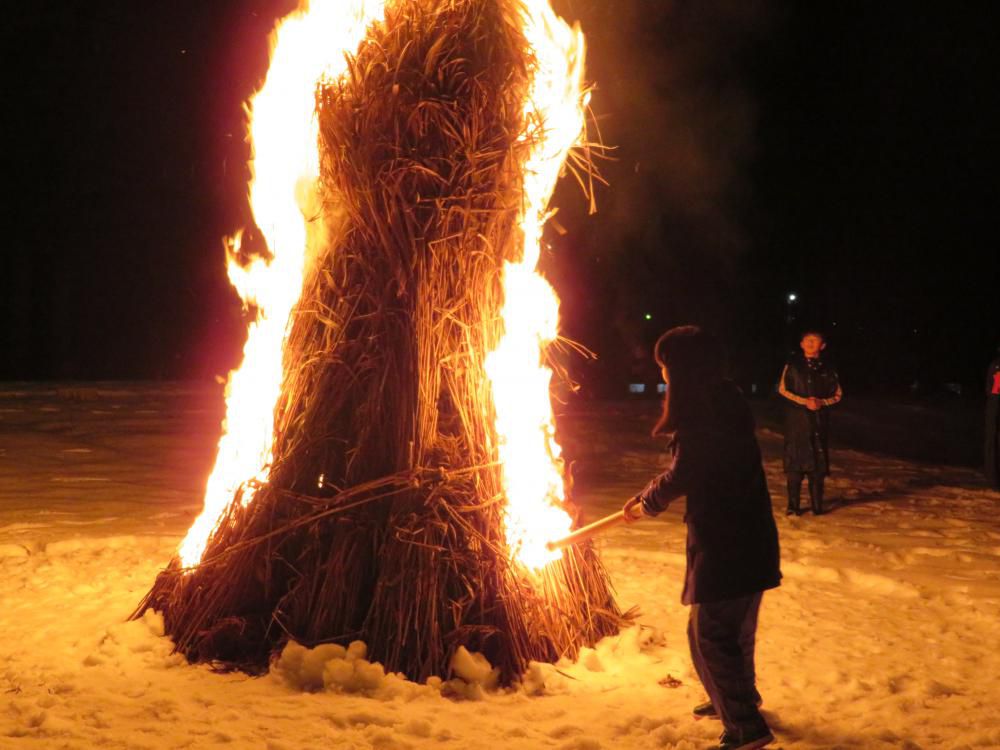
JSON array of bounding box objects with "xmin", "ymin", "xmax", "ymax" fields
[
  {"xmin": 778, "ymin": 354, "xmax": 841, "ymax": 475},
  {"xmin": 986, "ymin": 352, "xmax": 1000, "ymax": 489},
  {"xmin": 636, "ymin": 381, "xmax": 781, "ymax": 605}
]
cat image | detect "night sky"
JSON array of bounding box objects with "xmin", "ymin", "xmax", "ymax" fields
[{"xmin": 3, "ymin": 1, "xmax": 996, "ymax": 396}]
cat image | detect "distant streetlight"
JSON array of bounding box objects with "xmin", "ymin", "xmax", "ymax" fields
[
  {"xmin": 644, "ymin": 313, "xmax": 652, "ymax": 321},
  {"xmin": 785, "ymin": 292, "xmax": 798, "ymax": 330}
]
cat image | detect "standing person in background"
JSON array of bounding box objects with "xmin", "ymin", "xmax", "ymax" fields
[
  {"xmin": 985, "ymin": 345, "xmax": 1000, "ymax": 490},
  {"xmin": 778, "ymin": 330, "xmax": 842, "ymax": 516},
  {"xmin": 624, "ymin": 326, "xmax": 781, "ymax": 750}
]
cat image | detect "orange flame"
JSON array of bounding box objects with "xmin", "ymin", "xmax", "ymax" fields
[
  {"xmin": 179, "ymin": 1, "xmax": 386, "ymax": 568},
  {"xmin": 485, "ymin": 3, "xmax": 587, "ymax": 570},
  {"xmin": 181, "ymin": 0, "xmax": 587, "ymax": 573}
]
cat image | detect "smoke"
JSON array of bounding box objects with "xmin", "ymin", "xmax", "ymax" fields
[
  {"xmin": 546, "ymin": 0, "xmax": 777, "ymax": 391},
  {"xmin": 556, "ymin": 0, "xmax": 774, "ymax": 242}
]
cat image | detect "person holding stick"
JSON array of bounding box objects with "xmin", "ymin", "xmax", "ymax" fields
[
  {"xmin": 623, "ymin": 326, "xmax": 781, "ymax": 750},
  {"xmin": 777, "ymin": 330, "xmax": 842, "ymax": 515}
]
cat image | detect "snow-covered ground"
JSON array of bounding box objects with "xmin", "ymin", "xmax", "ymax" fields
[{"xmin": 3, "ymin": 384, "xmax": 999, "ymax": 749}]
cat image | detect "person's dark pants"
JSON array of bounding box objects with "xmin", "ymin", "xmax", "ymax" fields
[
  {"xmin": 786, "ymin": 471, "xmax": 824, "ymax": 514},
  {"xmin": 688, "ymin": 592, "xmax": 768, "ymax": 738}
]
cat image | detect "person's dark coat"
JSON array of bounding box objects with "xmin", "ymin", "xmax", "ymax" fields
[
  {"xmin": 986, "ymin": 350, "xmax": 1000, "ymax": 489},
  {"xmin": 636, "ymin": 380, "xmax": 782, "ymax": 605},
  {"xmin": 779, "ymin": 354, "xmax": 841, "ymax": 475}
]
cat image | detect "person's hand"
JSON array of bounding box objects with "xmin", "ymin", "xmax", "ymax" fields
[
  {"xmin": 623, "ymin": 497, "xmax": 645, "ymax": 524},
  {"xmin": 806, "ymin": 397, "xmax": 821, "ymax": 411}
]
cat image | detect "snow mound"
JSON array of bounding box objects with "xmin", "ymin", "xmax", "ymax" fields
[
  {"xmin": 272, "ymin": 634, "xmax": 663, "ymax": 704},
  {"xmin": 450, "ymin": 645, "xmax": 499, "ymax": 688},
  {"xmin": 520, "ymin": 625, "xmax": 669, "ymax": 696},
  {"xmin": 273, "ymin": 640, "xmax": 511, "ymax": 702},
  {"xmin": 273, "ymin": 640, "xmax": 428, "ymax": 700},
  {"xmin": 83, "ymin": 610, "xmax": 183, "ymax": 669}
]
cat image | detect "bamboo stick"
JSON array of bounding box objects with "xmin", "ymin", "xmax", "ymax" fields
[{"xmin": 546, "ymin": 508, "xmax": 639, "ymax": 551}]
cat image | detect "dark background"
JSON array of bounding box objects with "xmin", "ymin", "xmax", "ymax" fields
[{"xmin": 3, "ymin": 1, "xmax": 997, "ymax": 398}]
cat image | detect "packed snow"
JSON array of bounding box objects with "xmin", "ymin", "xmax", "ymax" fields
[{"xmin": 2, "ymin": 383, "xmax": 999, "ymax": 749}]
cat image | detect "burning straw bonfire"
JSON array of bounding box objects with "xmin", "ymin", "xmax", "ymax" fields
[{"xmin": 135, "ymin": 0, "xmax": 626, "ymax": 683}]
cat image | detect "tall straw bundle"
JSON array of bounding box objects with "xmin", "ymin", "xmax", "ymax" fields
[{"xmin": 135, "ymin": 0, "xmax": 627, "ymax": 684}]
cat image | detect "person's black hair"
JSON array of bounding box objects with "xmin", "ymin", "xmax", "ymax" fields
[{"xmin": 651, "ymin": 326, "xmax": 725, "ymax": 437}]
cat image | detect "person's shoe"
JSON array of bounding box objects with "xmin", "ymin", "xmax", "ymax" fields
[
  {"xmin": 785, "ymin": 507, "xmax": 801, "ymax": 517},
  {"xmin": 692, "ymin": 700, "xmax": 719, "ymax": 720},
  {"xmin": 693, "ymin": 695, "xmax": 763, "ymax": 721},
  {"xmin": 715, "ymin": 724, "xmax": 774, "ymax": 749}
]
